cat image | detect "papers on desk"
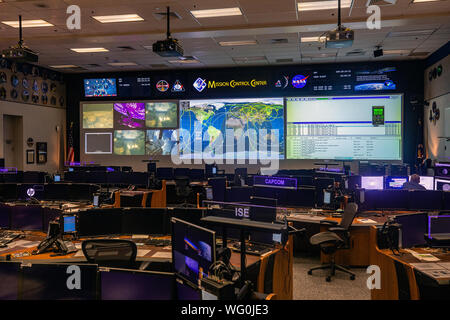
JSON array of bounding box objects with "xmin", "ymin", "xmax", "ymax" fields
[
  {"xmin": 137, "ymin": 249, "xmax": 151, "ymax": 257},
  {"xmin": 357, "ymin": 218, "xmax": 377, "ymax": 224},
  {"xmin": 404, "ymin": 249, "xmax": 440, "ymax": 262},
  {"xmin": 132, "ymin": 235, "xmax": 149, "ymax": 239},
  {"xmin": 151, "ymin": 251, "xmax": 172, "ymax": 259},
  {"xmin": 73, "ymin": 250, "xmax": 85, "ymax": 258}
]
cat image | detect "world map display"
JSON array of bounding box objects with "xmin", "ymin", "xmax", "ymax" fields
[{"xmin": 179, "ymin": 98, "xmax": 284, "ymax": 159}]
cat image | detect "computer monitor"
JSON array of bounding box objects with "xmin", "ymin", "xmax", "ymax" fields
[
  {"xmin": 21, "ymin": 263, "xmax": 97, "ymax": 300},
  {"xmin": 157, "ymin": 167, "xmax": 174, "ymax": 180},
  {"xmin": 68, "ymin": 167, "xmax": 74, "ymax": 172},
  {"xmin": 313, "ymin": 177, "xmax": 335, "ymax": 190},
  {"xmin": 0, "ymin": 183, "xmax": 18, "ymax": 201},
  {"xmin": 409, "ymin": 176, "xmax": 434, "ymax": 190},
  {"xmin": 428, "ymin": 215, "xmax": 450, "ymax": 236},
  {"xmin": 11, "ymin": 205, "xmax": 43, "ymax": 231},
  {"xmin": 171, "ymin": 218, "xmax": 216, "ymax": 287},
  {"xmin": 361, "ymin": 176, "xmax": 384, "ymax": 190},
  {"xmin": 435, "ymin": 178, "xmax": 450, "ymax": 191},
  {"xmin": 170, "ymin": 208, "xmax": 204, "ymax": 229},
  {"xmin": 100, "ymin": 269, "xmax": 175, "ymax": 300},
  {"xmin": 77, "ymin": 208, "xmax": 123, "ymax": 237},
  {"xmin": 53, "ymin": 174, "xmax": 61, "ymax": 182},
  {"xmin": 62, "ymin": 215, "xmax": 77, "ymax": 234},
  {"xmin": 408, "ymin": 190, "xmax": 443, "ymax": 211},
  {"xmin": 67, "ymin": 184, "xmax": 97, "ymax": 201},
  {"xmin": 174, "ymin": 168, "xmax": 190, "ymax": 178},
  {"xmin": 122, "ymin": 208, "xmax": 168, "ymax": 235},
  {"xmin": 44, "ymin": 183, "xmax": 69, "ymax": 201},
  {"xmin": 189, "ymin": 169, "xmax": 205, "ymax": 181},
  {"xmin": 205, "ymin": 164, "xmax": 217, "ymax": 178},
  {"xmin": 323, "ymin": 190, "xmax": 332, "ymax": 205},
  {"xmin": 205, "ymin": 187, "xmax": 213, "ymax": 200},
  {"xmin": 18, "ymin": 184, "xmax": 45, "ymax": 200},
  {"xmin": 92, "ymin": 193, "xmax": 100, "ymax": 207},
  {"xmin": 0, "ymin": 262, "xmax": 20, "ymax": 300},
  {"xmin": 235, "ymin": 168, "xmax": 248, "ymax": 178},
  {"xmin": 394, "ymin": 213, "xmax": 428, "ymax": 248},
  {"xmin": 176, "ymin": 278, "xmax": 202, "ymax": 300},
  {"xmin": 376, "ymin": 190, "xmax": 409, "ymax": 210},
  {"xmin": 385, "ymin": 176, "xmax": 408, "ymax": 190},
  {"xmin": 250, "ymin": 196, "xmax": 277, "ymax": 208},
  {"xmin": 147, "ymin": 162, "xmax": 157, "ymax": 173},
  {"xmin": 444, "ymin": 192, "xmax": 450, "ymax": 210}
]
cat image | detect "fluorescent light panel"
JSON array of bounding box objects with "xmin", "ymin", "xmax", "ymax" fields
[
  {"xmin": 2, "ymin": 19, "xmax": 53, "ymax": 28},
  {"xmin": 168, "ymin": 59, "xmax": 200, "ymax": 64},
  {"xmin": 413, "ymin": 0, "xmax": 441, "ymax": 2},
  {"xmin": 191, "ymin": 7, "xmax": 242, "ymax": 18},
  {"xmin": 383, "ymin": 49, "xmax": 410, "ymax": 55},
  {"xmin": 92, "ymin": 14, "xmax": 144, "ymax": 23},
  {"xmin": 107, "ymin": 62, "xmax": 137, "ymax": 66},
  {"xmin": 71, "ymin": 48, "xmax": 109, "ymax": 53},
  {"xmin": 388, "ymin": 29, "xmax": 435, "ymax": 37},
  {"xmin": 301, "ymin": 36, "xmax": 320, "ymax": 42},
  {"xmin": 49, "ymin": 65, "xmax": 78, "ymax": 68},
  {"xmin": 219, "ymin": 40, "xmax": 257, "ymax": 46},
  {"xmin": 298, "ymin": 0, "xmax": 352, "ymax": 11}
]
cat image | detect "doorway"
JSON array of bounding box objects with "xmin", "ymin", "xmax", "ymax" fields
[{"xmin": 3, "ymin": 115, "xmax": 23, "ymax": 170}]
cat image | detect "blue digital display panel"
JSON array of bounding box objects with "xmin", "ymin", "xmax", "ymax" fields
[
  {"xmin": 253, "ymin": 176, "xmax": 297, "ymax": 189},
  {"xmin": 63, "ymin": 215, "xmax": 76, "ymax": 233},
  {"xmin": 84, "ymin": 78, "xmax": 117, "ymax": 97}
]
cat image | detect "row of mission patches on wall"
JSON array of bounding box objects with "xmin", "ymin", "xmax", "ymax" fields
[{"xmin": 0, "ymin": 59, "xmax": 66, "ymax": 108}]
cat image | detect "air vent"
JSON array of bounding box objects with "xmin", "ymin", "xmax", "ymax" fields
[
  {"xmin": 276, "ymin": 58, "xmax": 293, "ymax": 63},
  {"xmin": 117, "ymin": 46, "xmax": 136, "ymax": 51},
  {"xmin": 366, "ymin": 0, "xmax": 396, "ymax": 6},
  {"xmin": 271, "ymin": 39, "xmax": 289, "ymax": 44}
]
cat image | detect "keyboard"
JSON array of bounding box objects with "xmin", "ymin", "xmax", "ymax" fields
[
  {"xmin": 143, "ymin": 239, "xmax": 171, "ymax": 247},
  {"xmin": 0, "ymin": 231, "xmax": 21, "ymax": 247},
  {"xmin": 231, "ymin": 242, "xmax": 272, "ymax": 256}
]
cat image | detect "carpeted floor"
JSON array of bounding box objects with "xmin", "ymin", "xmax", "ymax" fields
[{"xmin": 293, "ymin": 255, "xmax": 371, "ymax": 300}]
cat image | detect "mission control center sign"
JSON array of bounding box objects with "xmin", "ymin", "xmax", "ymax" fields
[{"xmin": 193, "ymin": 77, "xmax": 268, "ymax": 93}]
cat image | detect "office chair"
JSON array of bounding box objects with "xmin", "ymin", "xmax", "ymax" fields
[
  {"xmin": 307, "ymin": 202, "xmax": 358, "ymax": 282},
  {"xmin": 174, "ymin": 176, "xmax": 193, "ymax": 207},
  {"xmin": 82, "ymin": 239, "xmax": 137, "ymax": 269}
]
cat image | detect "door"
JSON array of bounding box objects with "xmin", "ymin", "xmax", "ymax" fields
[{"xmin": 3, "ymin": 115, "xmax": 23, "ymax": 170}]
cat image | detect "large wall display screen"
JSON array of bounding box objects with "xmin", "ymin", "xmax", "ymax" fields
[
  {"xmin": 286, "ymin": 95, "xmax": 402, "ymax": 160},
  {"xmin": 179, "ymin": 98, "xmax": 284, "ymax": 159},
  {"xmin": 84, "ymin": 78, "xmax": 117, "ymax": 97}
]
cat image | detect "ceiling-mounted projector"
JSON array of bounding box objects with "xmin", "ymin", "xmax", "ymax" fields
[
  {"xmin": 1, "ymin": 15, "xmax": 38, "ymax": 63},
  {"xmin": 153, "ymin": 6, "xmax": 184, "ymax": 57},
  {"xmin": 324, "ymin": 0, "xmax": 354, "ymax": 49}
]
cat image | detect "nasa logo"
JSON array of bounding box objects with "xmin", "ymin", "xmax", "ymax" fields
[
  {"xmin": 156, "ymin": 80, "xmax": 169, "ymax": 92},
  {"xmin": 193, "ymin": 77, "xmax": 207, "ymax": 92},
  {"xmin": 292, "ymin": 74, "xmax": 309, "ymax": 89}
]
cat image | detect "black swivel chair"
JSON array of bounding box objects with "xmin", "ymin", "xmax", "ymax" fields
[
  {"xmin": 82, "ymin": 239, "xmax": 137, "ymax": 269},
  {"xmin": 174, "ymin": 176, "xmax": 193, "ymax": 207},
  {"xmin": 307, "ymin": 202, "xmax": 358, "ymax": 282}
]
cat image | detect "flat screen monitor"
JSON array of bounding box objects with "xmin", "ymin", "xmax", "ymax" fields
[
  {"xmin": 394, "ymin": 213, "xmax": 428, "ymax": 248},
  {"xmin": 77, "ymin": 208, "xmax": 123, "ymax": 237},
  {"xmin": 324, "ymin": 190, "xmax": 332, "ymax": 204},
  {"xmin": 0, "ymin": 183, "xmax": 18, "ymax": 201},
  {"xmin": 435, "ymin": 178, "xmax": 450, "ymax": 191},
  {"xmin": 84, "ymin": 78, "xmax": 117, "ymax": 97},
  {"xmin": 408, "ymin": 190, "xmax": 443, "ymax": 211},
  {"xmin": 205, "ymin": 187, "xmax": 213, "ymax": 200},
  {"xmin": 428, "ymin": 215, "xmax": 450, "ymax": 236},
  {"xmin": 85, "ymin": 132, "xmax": 113, "ymax": 154},
  {"xmin": 410, "ymin": 176, "xmax": 434, "ymax": 190},
  {"xmin": 157, "ymin": 167, "xmax": 174, "ymax": 180},
  {"xmin": 92, "ymin": 194, "xmax": 100, "ymax": 207},
  {"xmin": 385, "ymin": 176, "xmax": 408, "ymax": 190},
  {"xmin": 11, "ymin": 205, "xmax": 43, "ymax": 231},
  {"xmin": 171, "ymin": 218, "xmax": 216, "ymax": 287},
  {"xmin": 53, "ymin": 174, "xmax": 61, "ymax": 182},
  {"xmin": 285, "ymin": 95, "xmax": 403, "ymax": 160},
  {"xmin": 145, "ymin": 101, "xmax": 178, "ymax": 128},
  {"xmin": 100, "ymin": 269, "xmax": 174, "ymax": 300},
  {"xmin": 45, "ymin": 183, "xmax": 69, "ymax": 201},
  {"xmin": 62, "ymin": 215, "xmax": 77, "ymax": 234},
  {"xmin": 122, "ymin": 208, "xmax": 168, "ymax": 235},
  {"xmin": 0, "ymin": 262, "xmax": 20, "ymax": 300},
  {"xmin": 67, "ymin": 184, "xmax": 96, "ymax": 201},
  {"xmin": 117, "ymin": 76, "xmax": 151, "ymax": 98},
  {"xmin": 361, "ymin": 176, "xmax": 384, "ymax": 190},
  {"xmin": 179, "ymin": 98, "xmax": 285, "ymax": 160},
  {"xmin": 235, "ymin": 168, "xmax": 248, "ymax": 178},
  {"xmin": 21, "ymin": 263, "xmax": 97, "ymax": 300},
  {"xmin": 176, "ymin": 279, "xmax": 202, "ymax": 300},
  {"xmin": 170, "ymin": 208, "xmax": 204, "ymax": 229}
]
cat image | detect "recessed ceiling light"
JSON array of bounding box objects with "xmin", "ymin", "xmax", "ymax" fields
[
  {"xmin": 219, "ymin": 40, "xmax": 257, "ymax": 46},
  {"xmin": 388, "ymin": 29, "xmax": 435, "ymax": 37},
  {"xmin": 1, "ymin": 19, "xmax": 53, "ymax": 28},
  {"xmin": 383, "ymin": 49, "xmax": 410, "ymax": 55},
  {"xmin": 298, "ymin": 0, "xmax": 352, "ymax": 11},
  {"xmin": 168, "ymin": 59, "xmax": 200, "ymax": 64},
  {"xmin": 301, "ymin": 36, "xmax": 321, "ymax": 42},
  {"xmin": 107, "ymin": 62, "xmax": 138, "ymax": 66},
  {"xmin": 191, "ymin": 7, "xmax": 242, "ymax": 18},
  {"xmin": 92, "ymin": 14, "xmax": 144, "ymax": 23},
  {"xmin": 49, "ymin": 65, "xmax": 78, "ymax": 68},
  {"xmin": 233, "ymin": 56, "xmax": 267, "ymax": 62},
  {"xmin": 70, "ymin": 48, "xmax": 109, "ymax": 53},
  {"xmin": 413, "ymin": 0, "xmax": 440, "ymax": 2}
]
